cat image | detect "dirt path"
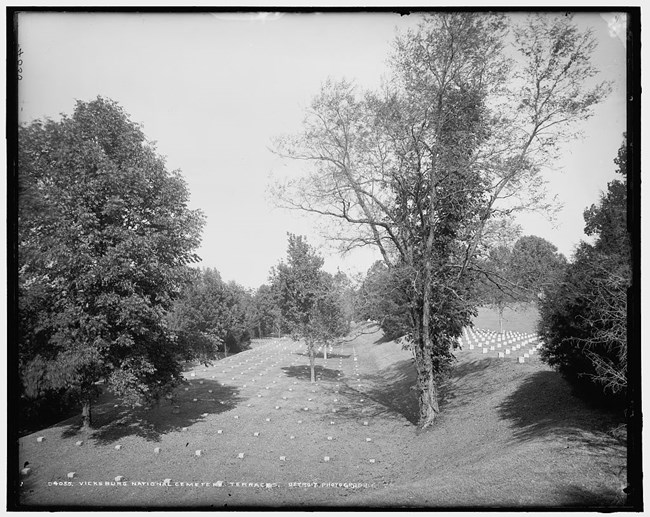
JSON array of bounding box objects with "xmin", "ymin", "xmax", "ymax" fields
[{"xmin": 17, "ymin": 327, "xmax": 626, "ymax": 508}]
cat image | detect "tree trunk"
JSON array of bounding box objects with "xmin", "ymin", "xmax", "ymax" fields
[
  {"xmin": 416, "ymin": 280, "xmax": 440, "ymax": 428},
  {"xmin": 324, "ymin": 345, "xmax": 328, "ymax": 360},
  {"xmin": 224, "ymin": 343, "xmax": 228, "ymax": 358},
  {"xmin": 308, "ymin": 343, "xmax": 315, "ymax": 383},
  {"xmin": 81, "ymin": 399, "xmax": 92, "ymax": 430}
]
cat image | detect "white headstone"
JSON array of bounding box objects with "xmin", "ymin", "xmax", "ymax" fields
[
  {"xmin": 115, "ymin": 475, "xmax": 125, "ymax": 482},
  {"xmin": 115, "ymin": 445, "xmax": 122, "ymax": 450},
  {"xmin": 154, "ymin": 447, "xmax": 161, "ymax": 454},
  {"xmin": 67, "ymin": 472, "xmax": 76, "ymax": 479},
  {"xmin": 75, "ymin": 440, "xmax": 83, "ymax": 446}
]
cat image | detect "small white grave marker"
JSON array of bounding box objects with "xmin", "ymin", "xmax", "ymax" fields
[
  {"xmin": 67, "ymin": 472, "xmax": 76, "ymax": 479},
  {"xmin": 366, "ymin": 437, "xmax": 372, "ymax": 442},
  {"xmin": 154, "ymin": 447, "xmax": 161, "ymax": 454},
  {"xmin": 254, "ymin": 432, "xmax": 260, "ymax": 437},
  {"xmin": 290, "ymin": 435, "xmax": 295, "ymax": 440},
  {"xmin": 75, "ymin": 440, "xmax": 83, "ymax": 447},
  {"xmin": 369, "ymin": 459, "xmax": 376, "ymax": 464},
  {"xmin": 217, "ymin": 429, "xmax": 223, "ymax": 434},
  {"xmin": 20, "ymin": 467, "xmax": 31, "ymax": 477},
  {"xmin": 182, "ymin": 427, "xmax": 188, "ymax": 432},
  {"xmin": 363, "ymin": 421, "xmax": 369, "ymax": 426},
  {"xmin": 518, "ymin": 356, "xmax": 525, "ymax": 363},
  {"xmin": 190, "ymin": 372, "xmax": 195, "ymax": 377},
  {"xmin": 115, "ymin": 445, "xmax": 122, "ymax": 450},
  {"xmin": 115, "ymin": 475, "xmax": 125, "ymax": 482},
  {"xmin": 195, "ymin": 450, "xmax": 202, "ymax": 457},
  {"xmin": 298, "ymin": 420, "xmax": 303, "ymax": 424},
  {"xmin": 266, "ymin": 418, "xmax": 271, "ymax": 422},
  {"xmin": 323, "ymin": 456, "xmax": 330, "ymax": 462},
  {"xmin": 280, "ymin": 456, "xmax": 286, "ymax": 461},
  {"xmin": 164, "ymin": 478, "xmax": 172, "ymax": 485}
]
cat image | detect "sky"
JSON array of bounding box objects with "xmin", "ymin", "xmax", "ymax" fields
[{"xmin": 17, "ymin": 11, "xmax": 628, "ymax": 289}]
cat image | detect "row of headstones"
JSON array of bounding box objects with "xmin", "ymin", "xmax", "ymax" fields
[{"xmin": 461, "ymin": 328, "xmax": 540, "ymax": 347}]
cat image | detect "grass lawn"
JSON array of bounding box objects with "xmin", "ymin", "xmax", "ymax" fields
[{"xmin": 15, "ymin": 317, "xmax": 627, "ymax": 509}]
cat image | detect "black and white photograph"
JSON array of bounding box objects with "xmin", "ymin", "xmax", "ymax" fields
[{"xmin": 9, "ymin": 6, "xmax": 640, "ymax": 510}]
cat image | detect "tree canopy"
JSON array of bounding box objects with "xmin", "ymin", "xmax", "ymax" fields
[{"xmin": 18, "ymin": 97, "xmax": 205, "ymax": 427}]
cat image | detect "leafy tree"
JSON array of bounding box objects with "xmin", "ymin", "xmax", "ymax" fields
[
  {"xmin": 271, "ymin": 234, "xmax": 347, "ymax": 382},
  {"xmin": 510, "ymin": 236, "xmax": 567, "ymax": 298},
  {"xmin": 18, "ymin": 97, "xmax": 205, "ymax": 428},
  {"xmin": 475, "ymin": 234, "xmax": 567, "ymax": 332},
  {"xmin": 251, "ymin": 284, "xmax": 285, "ymax": 338},
  {"xmin": 539, "ymin": 139, "xmax": 629, "ymax": 398},
  {"xmin": 168, "ymin": 268, "xmax": 253, "ymax": 364},
  {"xmin": 274, "ymin": 13, "xmax": 609, "ymax": 426},
  {"xmin": 356, "ymin": 261, "xmax": 412, "ymax": 340}
]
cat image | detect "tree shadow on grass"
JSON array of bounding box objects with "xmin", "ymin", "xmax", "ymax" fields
[
  {"xmin": 497, "ymin": 370, "xmax": 624, "ymax": 445},
  {"xmin": 281, "ymin": 365, "xmax": 342, "ymax": 382},
  {"xmin": 294, "ymin": 351, "xmax": 351, "ymax": 360},
  {"xmin": 439, "ymin": 357, "xmax": 501, "ymax": 411},
  {"xmin": 55, "ymin": 379, "xmax": 243, "ymax": 445},
  {"xmin": 355, "ymin": 359, "xmax": 420, "ymax": 424},
  {"xmin": 558, "ymin": 484, "xmax": 626, "ymax": 508}
]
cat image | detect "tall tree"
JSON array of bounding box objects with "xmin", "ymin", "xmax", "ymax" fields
[
  {"xmin": 18, "ymin": 97, "xmax": 205, "ymax": 428},
  {"xmin": 271, "ymin": 234, "xmax": 347, "ymax": 382},
  {"xmin": 274, "ymin": 13, "xmax": 609, "ymax": 426}
]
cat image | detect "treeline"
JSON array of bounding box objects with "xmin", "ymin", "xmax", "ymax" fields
[{"xmin": 538, "ymin": 139, "xmax": 630, "ymax": 403}]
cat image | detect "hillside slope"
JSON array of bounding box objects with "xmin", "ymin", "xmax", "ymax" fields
[{"xmin": 16, "ymin": 325, "xmax": 626, "ymax": 509}]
